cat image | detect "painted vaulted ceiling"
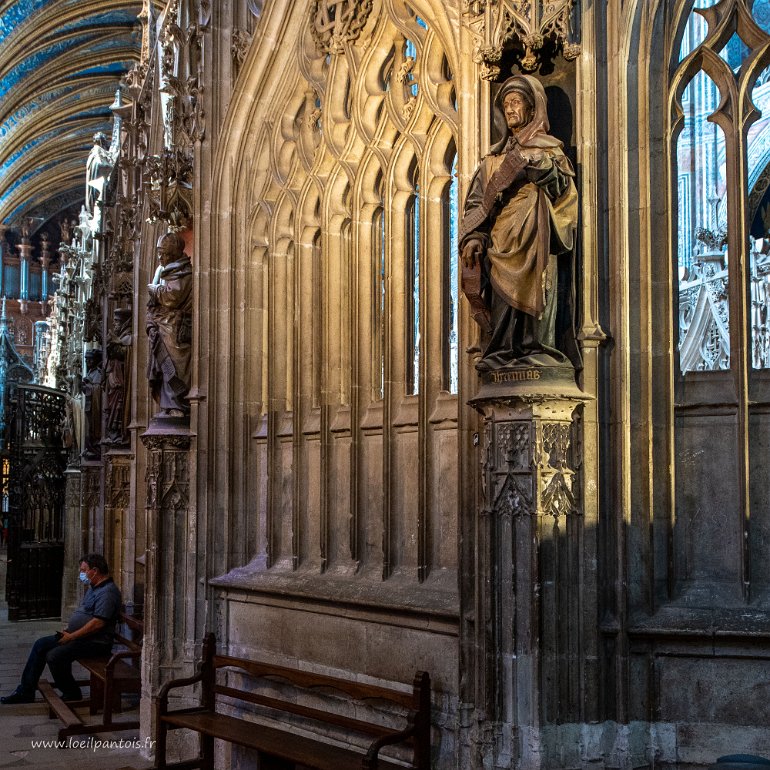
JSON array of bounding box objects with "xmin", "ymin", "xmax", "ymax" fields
[{"xmin": 0, "ymin": 0, "xmax": 143, "ymax": 232}]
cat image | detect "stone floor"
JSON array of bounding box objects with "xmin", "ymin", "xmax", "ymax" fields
[{"xmin": 0, "ymin": 547, "xmax": 152, "ymax": 769}]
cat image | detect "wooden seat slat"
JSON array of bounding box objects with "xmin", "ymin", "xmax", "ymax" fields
[
  {"xmin": 214, "ymin": 683, "xmax": 409, "ymax": 740},
  {"xmin": 38, "ymin": 680, "xmax": 83, "ymax": 729},
  {"xmin": 80, "ymin": 658, "xmax": 141, "ymax": 683},
  {"xmin": 213, "ymin": 654, "xmax": 418, "ymax": 709},
  {"xmin": 161, "ymin": 711, "xmax": 407, "ymax": 770}
]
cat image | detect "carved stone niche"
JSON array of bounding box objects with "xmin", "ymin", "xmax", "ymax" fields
[{"xmin": 469, "ymin": 380, "xmax": 589, "ymax": 769}]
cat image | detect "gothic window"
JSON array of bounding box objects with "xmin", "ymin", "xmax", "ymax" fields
[{"xmin": 673, "ymin": 0, "xmax": 770, "ymax": 373}]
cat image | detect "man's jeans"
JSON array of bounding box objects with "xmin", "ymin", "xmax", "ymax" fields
[{"xmin": 19, "ymin": 634, "xmax": 111, "ymax": 697}]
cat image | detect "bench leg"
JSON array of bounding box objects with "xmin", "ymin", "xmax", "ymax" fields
[
  {"xmin": 103, "ymin": 677, "xmax": 114, "ymax": 726},
  {"xmin": 89, "ymin": 676, "xmax": 103, "ymax": 716},
  {"xmin": 200, "ymin": 734, "xmax": 214, "ymax": 770},
  {"xmin": 154, "ymin": 720, "xmax": 167, "ymax": 770}
]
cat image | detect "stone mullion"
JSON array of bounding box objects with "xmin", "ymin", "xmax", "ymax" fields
[
  {"xmin": 346, "ymin": 211, "xmax": 362, "ymax": 569},
  {"xmin": 243, "ymin": 217, "xmax": 263, "ymax": 562},
  {"xmin": 277, "ymin": 240, "xmax": 293, "ymax": 567},
  {"xmin": 383, "ymin": 185, "xmax": 409, "ymax": 578},
  {"xmin": 349, "ymin": 209, "xmax": 368, "ymax": 568},
  {"xmin": 321, "ymin": 209, "xmax": 343, "ymax": 572},
  {"xmin": 265, "ymin": 225, "xmax": 278, "ymax": 567},
  {"xmin": 730, "ymin": 105, "xmax": 752, "ymax": 600},
  {"xmin": 284, "ymin": 235, "xmax": 301, "ymax": 570},
  {"xmin": 212, "ymin": 154, "xmax": 236, "ymax": 568},
  {"xmin": 744, "ymin": 43, "xmax": 770, "ymax": 600},
  {"xmin": 419, "ymin": 171, "xmax": 446, "ymax": 581},
  {"xmin": 295, "ymin": 227, "xmax": 313, "ymax": 569}
]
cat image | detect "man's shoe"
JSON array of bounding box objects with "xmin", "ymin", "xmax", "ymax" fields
[
  {"xmin": 61, "ymin": 690, "xmax": 82, "ymax": 702},
  {"xmin": 0, "ymin": 689, "xmax": 34, "ymax": 704}
]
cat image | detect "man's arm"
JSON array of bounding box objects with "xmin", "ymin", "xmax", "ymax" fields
[{"xmin": 59, "ymin": 617, "xmax": 105, "ymax": 645}]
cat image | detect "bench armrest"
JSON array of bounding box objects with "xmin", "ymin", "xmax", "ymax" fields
[
  {"xmin": 105, "ymin": 649, "xmax": 140, "ymax": 673},
  {"xmin": 157, "ymin": 672, "xmax": 205, "ymax": 715},
  {"xmin": 363, "ymin": 724, "xmax": 417, "ymax": 769}
]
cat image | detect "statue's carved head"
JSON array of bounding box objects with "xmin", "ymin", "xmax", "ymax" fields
[
  {"xmin": 491, "ymin": 75, "xmax": 553, "ymax": 153},
  {"xmin": 155, "ymin": 232, "xmax": 185, "ymax": 265},
  {"xmin": 503, "ymin": 90, "xmax": 533, "ymax": 133}
]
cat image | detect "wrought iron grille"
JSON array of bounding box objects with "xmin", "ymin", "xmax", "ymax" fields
[{"xmin": 5, "ymin": 384, "xmax": 67, "ymax": 620}]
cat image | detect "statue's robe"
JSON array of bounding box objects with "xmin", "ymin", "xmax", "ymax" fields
[
  {"xmin": 462, "ymin": 141, "xmax": 578, "ymax": 369},
  {"xmin": 146, "ymin": 257, "xmax": 193, "ymax": 413}
]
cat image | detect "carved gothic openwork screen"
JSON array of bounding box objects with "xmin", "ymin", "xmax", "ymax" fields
[{"xmin": 224, "ymin": 0, "xmax": 460, "ymax": 581}]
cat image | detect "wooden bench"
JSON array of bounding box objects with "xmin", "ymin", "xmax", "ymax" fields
[
  {"xmin": 155, "ymin": 632, "xmax": 431, "ymax": 770},
  {"xmin": 40, "ymin": 611, "xmax": 143, "ymax": 740}
]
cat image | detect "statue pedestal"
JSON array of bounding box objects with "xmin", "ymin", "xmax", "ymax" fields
[{"xmin": 470, "ymin": 370, "xmax": 590, "ymax": 769}]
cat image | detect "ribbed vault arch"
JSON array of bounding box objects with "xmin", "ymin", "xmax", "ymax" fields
[{"xmin": 0, "ymin": 0, "xmax": 142, "ymax": 230}]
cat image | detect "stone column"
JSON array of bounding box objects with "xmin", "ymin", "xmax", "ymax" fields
[
  {"xmin": 139, "ymin": 424, "xmax": 193, "ymax": 755},
  {"xmin": 470, "ymin": 369, "xmax": 589, "ymax": 770},
  {"xmin": 60, "ymin": 467, "xmax": 83, "ymax": 619},
  {"xmin": 81, "ymin": 461, "xmax": 103, "ymax": 553},
  {"xmin": 104, "ymin": 450, "xmax": 132, "ymax": 594}
]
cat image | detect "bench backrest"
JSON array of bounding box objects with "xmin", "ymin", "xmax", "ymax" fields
[
  {"xmin": 198, "ymin": 633, "xmax": 430, "ymax": 768},
  {"xmin": 115, "ymin": 611, "xmax": 143, "ymax": 654}
]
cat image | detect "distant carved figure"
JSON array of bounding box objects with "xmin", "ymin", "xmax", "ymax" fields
[
  {"xmin": 460, "ymin": 75, "xmax": 579, "ymax": 372},
  {"xmin": 105, "ymin": 308, "xmax": 132, "ymax": 443},
  {"xmin": 81, "ymin": 349, "xmax": 102, "ymax": 459},
  {"xmin": 85, "ymin": 132, "xmax": 112, "ymax": 216},
  {"xmin": 146, "ymin": 233, "xmax": 192, "ymax": 418}
]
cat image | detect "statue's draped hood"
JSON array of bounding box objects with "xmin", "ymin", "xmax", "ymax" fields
[{"xmin": 490, "ymin": 75, "xmax": 563, "ymax": 154}]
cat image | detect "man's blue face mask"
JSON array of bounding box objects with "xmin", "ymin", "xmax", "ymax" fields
[{"xmin": 79, "ymin": 571, "xmax": 90, "ymax": 585}]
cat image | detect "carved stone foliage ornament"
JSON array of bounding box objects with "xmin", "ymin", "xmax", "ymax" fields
[
  {"xmin": 311, "ymin": 0, "xmax": 374, "ymax": 54},
  {"xmin": 144, "ymin": 149, "xmax": 194, "ymax": 230},
  {"xmin": 464, "ymin": 0, "xmax": 580, "ymax": 78},
  {"xmin": 232, "ymin": 29, "xmax": 253, "ymax": 77}
]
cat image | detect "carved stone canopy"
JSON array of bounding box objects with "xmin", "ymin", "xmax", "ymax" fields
[{"xmin": 465, "ymin": 0, "xmax": 580, "ymax": 79}]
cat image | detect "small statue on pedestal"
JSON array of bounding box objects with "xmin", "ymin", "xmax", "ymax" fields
[
  {"xmin": 460, "ymin": 75, "xmax": 579, "ymax": 376},
  {"xmin": 85, "ymin": 132, "xmax": 113, "ymax": 218},
  {"xmin": 81, "ymin": 349, "xmax": 102, "ymax": 460},
  {"xmin": 105, "ymin": 308, "xmax": 132, "ymax": 443},
  {"xmin": 146, "ymin": 232, "xmax": 192, "ymax": 420}
]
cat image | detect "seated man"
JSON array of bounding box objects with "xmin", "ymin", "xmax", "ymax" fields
[{"xmin": 1, "ymin": 553, "xmax": 122, "ymax": 704}]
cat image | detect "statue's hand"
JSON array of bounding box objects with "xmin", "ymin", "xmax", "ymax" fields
[{"xmin": 461, "ymin": 238, "xmax": 484, "ymax": 269}]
